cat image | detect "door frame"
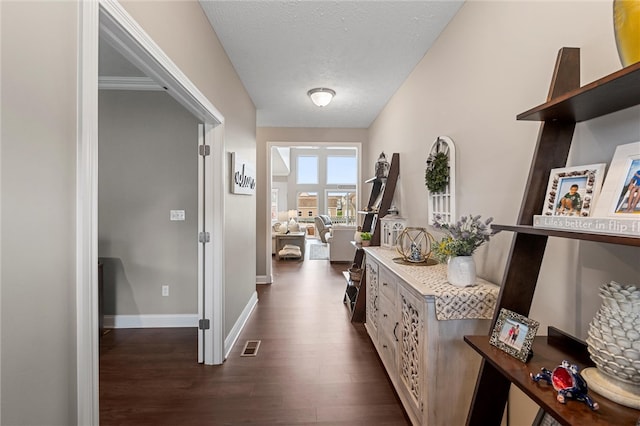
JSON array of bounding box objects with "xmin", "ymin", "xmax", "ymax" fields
[
  {"xmin": 265, "ymin": 142, "xmax": 362, "ymax": 283},
  {"xmin": 78, "ymin": 1, "xmax": 225, "ymax": 423}
]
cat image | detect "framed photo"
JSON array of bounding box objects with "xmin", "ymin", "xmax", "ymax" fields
[
  {"xmin": 489, "ymin": 308, "xmax": 539, "ymax": 362},
  {"xmin": 593, "ymin": 141, "xmax": 640, "ymax": 217},
  {"xmin": 541, "ymin": 164, "xmax": 606, "ymax": 217}
]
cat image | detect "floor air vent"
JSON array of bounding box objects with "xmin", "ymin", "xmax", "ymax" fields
[{"xmin": 240, "ymin": 340, "xmax": 261, "ymax": 357}]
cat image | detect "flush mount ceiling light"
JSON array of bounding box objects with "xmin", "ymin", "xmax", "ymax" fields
[{"xmin": 307, "ymin": 88, "xmax": 336, "ymax": 107}]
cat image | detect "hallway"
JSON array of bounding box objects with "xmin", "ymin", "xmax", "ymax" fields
[{"xmin": 99, "ymin": 254, "xmax": 409, "ymax": 425}]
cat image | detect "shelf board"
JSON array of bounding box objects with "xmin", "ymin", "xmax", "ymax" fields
[
  {"xmin": 464, "ymin": 334, "xmax": 640, "ymax": 426},
  {"xmin": 517, "ymin": 61, "xmax": 640, "ymax": 122},
  {"xmin": 357, "ymin": 210, "xmax": 378, "ymax": 215},
  {"xmin": 492, "ymin": 224, "xmax": 640, "ymax": 247}
]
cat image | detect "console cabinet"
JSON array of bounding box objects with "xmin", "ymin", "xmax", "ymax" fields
[{"xmin": 363, "ymin": 247, "xmax": 499, "ymax": 425}]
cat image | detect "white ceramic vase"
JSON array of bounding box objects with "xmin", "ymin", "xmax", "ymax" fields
[
  {"xmin": 447, "ymin": 256, "xmax": 476, "ymax": 287},
  {"xmin": 583, "ymin": 281, "xmax": 640, "ymax": 409}
]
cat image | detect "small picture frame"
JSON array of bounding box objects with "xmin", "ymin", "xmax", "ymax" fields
[
  {"xmin": 541, "ymin": 164, "xmax": 606, "ymax": 217},
  {"xmin": 489, "ymin": 308, "xmax": 539, "ymax": 362},
  {"xmin": 593, "ymin": 141, "xmax": 640, "ymax": 217}
]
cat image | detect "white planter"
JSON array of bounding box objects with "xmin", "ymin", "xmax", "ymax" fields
[{"xmin": 447, "ymin": 256, "xmax": 476, "ymax": 287}]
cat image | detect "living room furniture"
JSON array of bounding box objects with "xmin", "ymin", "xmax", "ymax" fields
[
  {"xmin": 364, "ymin": 246, "xmax": 499, "ymax": 425},
  {"xmin": 464, "ymin": 48, "xmax": 640, "ymax": 426},
  {"xmin": 327, "ymin": 226, "xmax": 356, "ymax": 262},
  {"xmin": 344, "ymin": 152, "xmax": 399, "ymax": 322},
  {"xmin": 314, "ymin": 215, "xmax": 332, "ymax": 243},
  {"xmin": 275, "ymin": 232, "xmax": 306, "ymax": 260}
]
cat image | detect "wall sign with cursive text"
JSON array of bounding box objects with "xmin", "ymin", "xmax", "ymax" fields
[{"xmin": 231, "ymin": 152, "xmax": 256, "ymax": 195}]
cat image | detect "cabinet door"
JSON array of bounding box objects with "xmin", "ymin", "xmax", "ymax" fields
[
  {"xmin": 398, "ymin": 286, "xmax": 425, "ymax": 419},
  {"xmin": 365, "ymin": 258, "xmax": 379, "ymax": 336},
  {"xmin": 377, "ymin": 266, "xmax": 398, "ymax": 370}
]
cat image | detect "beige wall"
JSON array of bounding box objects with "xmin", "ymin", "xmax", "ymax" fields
[
  {"xmin": 1, "ymin": 1, "xmax": 79, "ymax": 424},
  {"xmin": 120, "ymin": 1, "xmax": 257, "ymax": 337},
  {"xmin": 368, "ymin": 0, "xmax": 639, "ymax": 423},
  {"xmin": 98, "ymin": 90, "xmax": 199, "ymax": 316},
  {"xmin": 255, "ymin": 127, "xmax": 368, "ymax": 278},
  {"xmin": 1, "ymin": 1, "xmax": 256, "ymax": 423}
]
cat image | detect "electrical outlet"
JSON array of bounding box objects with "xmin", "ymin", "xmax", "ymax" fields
[
  {"xmin": 170, "ymin": 210, "xmax": 185, "ymax": 221},
  {"xmin": 162, "ymin": 285, "xmax": 169, "ymax": 297}
]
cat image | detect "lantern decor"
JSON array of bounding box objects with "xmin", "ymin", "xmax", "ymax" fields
[
  {"xmin": 375, "ymin": 152, "xmax": 390, "ymax": 181},
  {"xmin": 394, "ymin": 227, "xmax": 436, "ymax": 265}
]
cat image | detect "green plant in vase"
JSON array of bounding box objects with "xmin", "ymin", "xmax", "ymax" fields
[
  {"xmin": 431, "ymin": 214, "xmax": 497, "ymax": 262},
  {"xmin": 360, "ymin": 232, "xmax": 372, "ymax": 246},
  {"xmin": 431, "ymin": 214, "xmax": 499, "ymax": 287}
]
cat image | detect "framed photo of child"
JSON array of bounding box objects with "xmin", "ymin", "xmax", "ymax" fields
[
  {"xmin": 593, "ymin": 142, "xmax": 640, "ymax": 218},
  {"xmin": 541, "ymin": 164, "xmax": 606, "ymax": 217},
  {"xmin": 489, "ymin": 308, "xmax": 539, "ymax": 363}
]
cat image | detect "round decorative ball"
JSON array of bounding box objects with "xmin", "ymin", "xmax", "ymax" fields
[{"xmin": 395, "ymin": 227, "xmax": 434, "ymax": 263}]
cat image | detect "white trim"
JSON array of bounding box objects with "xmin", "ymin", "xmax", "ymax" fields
[
  {"xmin": 256, "ymin": 275, "xmax": 273, "ymax": 285},
  {"xmin": 98, "ymin": 75, "xmax": 162, "ymax": 91},
  {"xmin": 208, "ymin": 124, "xmax": 226, "ymax": 365},
  {"xmin": 77, "ymin": 1, "xmax": 100, "ymax": 425},
  {"xmin": 99, "ymin": 0, "xmax": 223, "ymax": 125},
  {"xmin": 104, "ymin": 314, "xmax": 198, "ymax": 329},
  {"xmin": 224, "ymin": 291, "xmax": 258, "ymax": 359}
]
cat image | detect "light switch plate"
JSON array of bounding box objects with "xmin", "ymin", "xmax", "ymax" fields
[{"xmin": 170, "ymin": 210, "xmax": 185, "ymax": 221}]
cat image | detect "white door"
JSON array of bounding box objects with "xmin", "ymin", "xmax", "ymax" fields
[{"xmin": 198, "ymin": 124, "xmax": 212, "ymax": 363}]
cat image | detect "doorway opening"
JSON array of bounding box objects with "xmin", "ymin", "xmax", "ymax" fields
[
  {"xmin": 266, "ymin": 142, "xmax": 361, "ymax": 282},
  {"xmin": 78, "ymin": 1, "xmax": 225, "ymax": 423}
]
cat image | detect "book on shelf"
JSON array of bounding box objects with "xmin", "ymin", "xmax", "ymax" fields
[{"xmin": 533, "ymin": 215, "xmax": 640, "ymax": 237}]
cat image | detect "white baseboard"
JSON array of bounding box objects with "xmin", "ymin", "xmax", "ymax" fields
[
  {"xmin": 224, "ymin": 290, "xmax": 258, "ymax": 359},
  {"xmin": 104, "ymin": 314, "xmax": 198, "ymax": 329},
  {"xmin": 256, "ymin": 275, "xmax": 272, "ymax": 285}
]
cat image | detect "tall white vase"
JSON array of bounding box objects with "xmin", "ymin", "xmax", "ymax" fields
[{"xmin": 447, "ymin": 256, "xmax": 476, "ymax": 287}]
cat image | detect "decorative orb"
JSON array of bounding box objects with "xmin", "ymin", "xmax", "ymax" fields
[
  {"xmin": 395, "ymin": 227, "xmax": 434, "ymax": 263},
  {"xmin": 614, "ymin": 0, "xmax": 640, "ymax": 67}
]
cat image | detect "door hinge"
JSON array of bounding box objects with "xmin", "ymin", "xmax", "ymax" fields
[
  {"xmin": 199, "ymin": 319, "xmax": 210, "ymax": 330},
  {"xmin": 199, "ymin": 232, "xmax": 210, "ymax": 243},
  {"xmin": 199, "ymin": 145, "xmax": 211, "ymax": 156}
]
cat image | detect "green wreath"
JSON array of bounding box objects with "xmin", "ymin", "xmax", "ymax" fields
[{"xmin": 425, "ymin": 151, "xmax": 449, "ymax": 193}]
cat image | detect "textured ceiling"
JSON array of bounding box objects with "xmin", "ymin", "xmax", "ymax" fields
[{"xmin": 200, "ymin": 1, "xmax": 464, "ymax": 128}]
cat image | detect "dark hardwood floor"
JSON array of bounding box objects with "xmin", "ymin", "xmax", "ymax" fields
[{"xmin": 100, "ymin": 243, "xmax": 409, "ymax": 425}]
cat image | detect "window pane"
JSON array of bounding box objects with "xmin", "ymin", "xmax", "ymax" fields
[
  {"xmin": 297, "ymin": 192, "xmax": 318, "ymax": 218},
  {"xmin": 327, "ymin": 156, "xmax": 356, "ymax": 184},
  {"xmin": 297, "ymin": 156, "xmax": 318, "ymax": 184},
  {"xmin": 327, "ymin": 191, "xmax": 356, "ymax": 225}
]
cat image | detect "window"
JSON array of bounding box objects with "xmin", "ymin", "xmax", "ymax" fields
[
  {"xmin": 326, "ymin": 191, "xmax": 356, "ymax": 225},
  {"xmin": 327, "ymin": 156, "xmax": 356, "ymax": 184},
  {"xmin": 271, "ymin": 189, "xmax": 279, "ymax": 220},
  {"xmin": 297, "ymin": 192, "xmax": 318, "ymax": 219},
  {"xmin": 297, "ymin": 156, "xmax": 318, "ymax": 184}
]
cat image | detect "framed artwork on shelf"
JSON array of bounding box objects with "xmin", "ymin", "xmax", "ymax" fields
[
  {"xmin": 489, "ymin": 308, "xmax": 539, "ymax": 363},
  {"xmin": 541, "ymin": 164, "xmax": 606, "ymax": 217},
  {"xmin": 593, "ymin": 141, "xmax": 640, "ymax": 218}
]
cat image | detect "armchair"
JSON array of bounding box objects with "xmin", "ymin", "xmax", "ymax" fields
[{"xmin": 314, "ymin": 215, "xmax": 332, "ymax": 243}]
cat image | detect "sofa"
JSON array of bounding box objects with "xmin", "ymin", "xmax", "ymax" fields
[
  {"xmin": 314, "ymin": 215, "xmax": 332, "ymax": 243},
  {"xmin": 327, "ymin": 226, "xmax": 356, "ymax": 262}
]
